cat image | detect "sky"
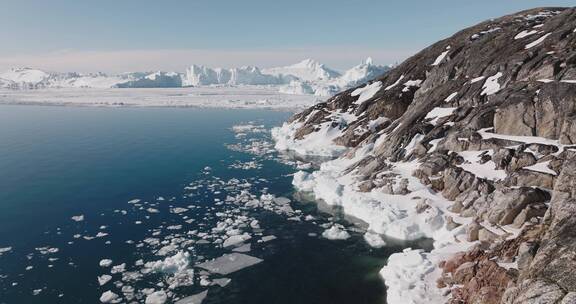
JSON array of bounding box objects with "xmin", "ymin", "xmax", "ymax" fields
[{"xmin": 0, "ymin": 0, "xmax": 574, "ymax": 73}]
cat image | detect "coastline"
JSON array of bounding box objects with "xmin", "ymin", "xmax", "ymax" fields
[{"xmin": 272, "ymin": 118, "xmax": 475, "ymax": 304}]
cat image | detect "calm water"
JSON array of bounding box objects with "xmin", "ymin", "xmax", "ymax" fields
[{"xmin": 0, "ymin": 105, "xmax": 430, "ymax": 304}]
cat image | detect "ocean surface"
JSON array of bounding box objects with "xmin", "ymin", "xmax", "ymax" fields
[{"xmin": 0, "ymin": 105, "xmax": 431, "ymax": 304}]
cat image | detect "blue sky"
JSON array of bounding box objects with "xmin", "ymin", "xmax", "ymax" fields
[{"xmin": 1, "ymin": 0, "xmax": 574, "ymax": 72}]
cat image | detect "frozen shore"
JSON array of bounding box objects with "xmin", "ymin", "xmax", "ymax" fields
[
  {"xmin": 0, "ymin": 87, "xmax": 318, "ymax": 110},
  {"xmin": 272, "ymin": 120, "xmax": 476, "ymax": 304}
]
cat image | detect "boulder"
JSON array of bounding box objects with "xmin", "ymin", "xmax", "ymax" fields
[{"xmin": 485, "ymin": 187, "xmax": 550, "ymax": 225}]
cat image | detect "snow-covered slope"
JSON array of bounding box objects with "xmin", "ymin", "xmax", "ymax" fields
[{"xmin": 0, "ymin": 68, "xmax": 51, "ymax": 89}]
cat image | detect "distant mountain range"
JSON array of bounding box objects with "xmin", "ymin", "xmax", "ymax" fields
[{"xmin": 0, "ymin": 59, "xmax": 391, "ymax": 96}]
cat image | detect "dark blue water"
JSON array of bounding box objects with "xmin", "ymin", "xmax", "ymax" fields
[{"xmin": 0, "ymin": 105, "xmax": 430, "ymax": 304}]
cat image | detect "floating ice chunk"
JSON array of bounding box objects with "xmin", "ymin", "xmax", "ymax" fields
[
  {"xmin": 514, "ymin": 29, "xmax": 538, "ymax": 39},
  {"xmin": 99, "ymin": 290, "xmax": 119, "ymax": 303},
  {"xmin": 196, "ymin": 253, "xmax": 263, "ymax": 275},
  {"xmin": 147, "ymin": 208, "xmax": 160, "ymax": 213},
  {"xmin": 96, "ymin": 232, "xmax": 108, "ymax": 238},
  {"xmin": 127, "ymin": 199, "xmax": 141, "ymax": 204},
  {"xmin": 98, "ymin": 274, "xmax": 112, "ymax": 286},
  {"xmin": 322, "ymin": 224, "xmax": 350, "ymax": 240},
  {"xmin": 232, "ymin": 124, "xmax": 266, "ymax": 133},
  {"xmin": 0, "ymin": 247, "xmax": 12, "ymax": 255},
  {"xmin": 260, "ymin": 235, "xmax": 277, "ymax": 242},
  {"xmin": 223, "ymin": 234, "xmax": 252, "ymax": 248},
  {"xmin": 364, "ymin": 232, "xmax": 386, "ymax": 248},
  {"xmin": 145, "ymin": 290, "xmax": 168, "ymax": 304},
  {"xmin": 212, "ymin": 278, "xmax": 232, "ymax": 287},
  {"xmin": 175, "ymin": 290, "xmax": 208, "ymax": 304},
  {"xmin": 170, "ymin": 207, "xmax": 189, "ymax": 214},
  {"xmin": 481, "ymin": 72, "xmax": 503, "ymax": 95},
  {"xmin": 232, "ymin": 243, "xmax": 251, "ymax": 253},
  {"xmin": 431, "ymin": 50, "xmax": 449, "ymax": 66},
  {"xmin": 35, "ymin": 246, "xmax": 59, "ymax": 254},
  {"xmin": 145, "ymin": 251, "xmax": 190, "ymax": 274},
  {"xmin": 71, "ymin": 215, "xmax": 85, "ymax": 222},
  {"xmin": 525, "ymin": 32, "xmax": 551, "ymax": 49},
  {"xmin": 111, "ymin": 263, "xmax": 126, "ymax": 274},
  {"xmin": 351, "ymin": 81, "xmax": 382, "ymax": 104}
]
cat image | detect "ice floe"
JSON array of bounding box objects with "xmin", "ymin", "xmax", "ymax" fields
[
  {"xmin": 196, "ymin": 253, "xmax": 263, "ymax": 275},
  {"xmin": 322, "ymin": 224, "xmax": 351, "ymax": 240},
  {"xmin": 71, "ymin": 215, "xmax": 85, "ymax": 222}
]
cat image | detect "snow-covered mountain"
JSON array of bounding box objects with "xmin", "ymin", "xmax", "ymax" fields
[
  {"xmin": 277, "ymin": 58, "xmax": 392, "ymax": 96},
  {"xmin": 182, "ymin": 65, "xmax": 290, "ymax": 86},
  {"xmin": 0, "ymin": 68, "xmax": 141, "ymax": 89},
  {"xmin": 0, "ymin": 58, "xmax": 391, "ymax": 96},
  {"xmin": 262, "ymin": 59, "xmax": 341, "ymax": 82}
]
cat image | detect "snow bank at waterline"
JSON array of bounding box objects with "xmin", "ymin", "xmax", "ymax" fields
[{"xmin": 273, "ymin": 122, "xmax": 474, "ymax": 304}]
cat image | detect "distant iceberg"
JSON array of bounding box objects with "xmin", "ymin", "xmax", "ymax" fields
[{"xmin": 0, "ymin": 58, "xmax": 391, "ymax": 97}]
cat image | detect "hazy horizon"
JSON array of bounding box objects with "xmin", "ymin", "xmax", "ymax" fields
[{"xmin": 1, "ymin": 0, "xmax": 574, "ymax": 73}]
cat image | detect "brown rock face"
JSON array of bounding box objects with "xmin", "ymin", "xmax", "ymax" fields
[{"xmin": 283, "ymin": 6, "xmax": 576, "ymax": 304}]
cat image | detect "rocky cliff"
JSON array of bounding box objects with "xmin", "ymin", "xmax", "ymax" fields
[{"xmin": 273, "ymin": 7, "xmax": 576, "ymax": 304}]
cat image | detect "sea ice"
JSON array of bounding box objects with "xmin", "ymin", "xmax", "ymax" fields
[
  {"xmin": 175, "ymin": 290, "xmax": 208, "ymax": 304},
  {"xmin": 0, "ymin": 247, "xmax": 12, "ymax": 255},
  {"xmin": 322, "ymin": 224, "xmax": 350, "ymax": 240},
  {"xmin": 222, "ymin": 234, "xmax": 252, "ymax": 248},
  {"xmin": 145, "ymin": 251, "xmax": 190, "ymax": 274},
  {"xmin": 196, "ymin": 253, "xmax": 263, "ymax": 275},
  {"xmin": 98, "ymin": 275, "xmax": 112, "ymax": 286},
  {"xmin": 364, "ymin": 232, "xmax": 386, "ymax": 248},
  {"xmin": 71, "ymin": 215, "xmax": 85, "ymax": 222},
  {"xmin": 99, "ymin": 290, "xmax": 119, "ymax": 303},
  {"xmin": 111, "ymin": 263, "xmax": 126, "ymax": 274},
  {"xmin": 145, "ymin": 290, "xmax": 168, "ymax": 304}
]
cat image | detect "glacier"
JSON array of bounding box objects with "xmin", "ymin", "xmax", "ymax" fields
[{"xmin": 0, "ymin": 58, "xmax": 391, "ymax": 98}]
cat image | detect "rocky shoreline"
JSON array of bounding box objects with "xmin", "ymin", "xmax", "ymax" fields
[{"xmin": 273, "ymin": 7, "xmax": 576, "ymax": 304}]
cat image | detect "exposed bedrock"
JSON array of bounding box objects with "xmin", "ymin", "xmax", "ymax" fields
[{"xmin": 277, "ymin": 6, "xmax": 576, "ymax": 304}]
